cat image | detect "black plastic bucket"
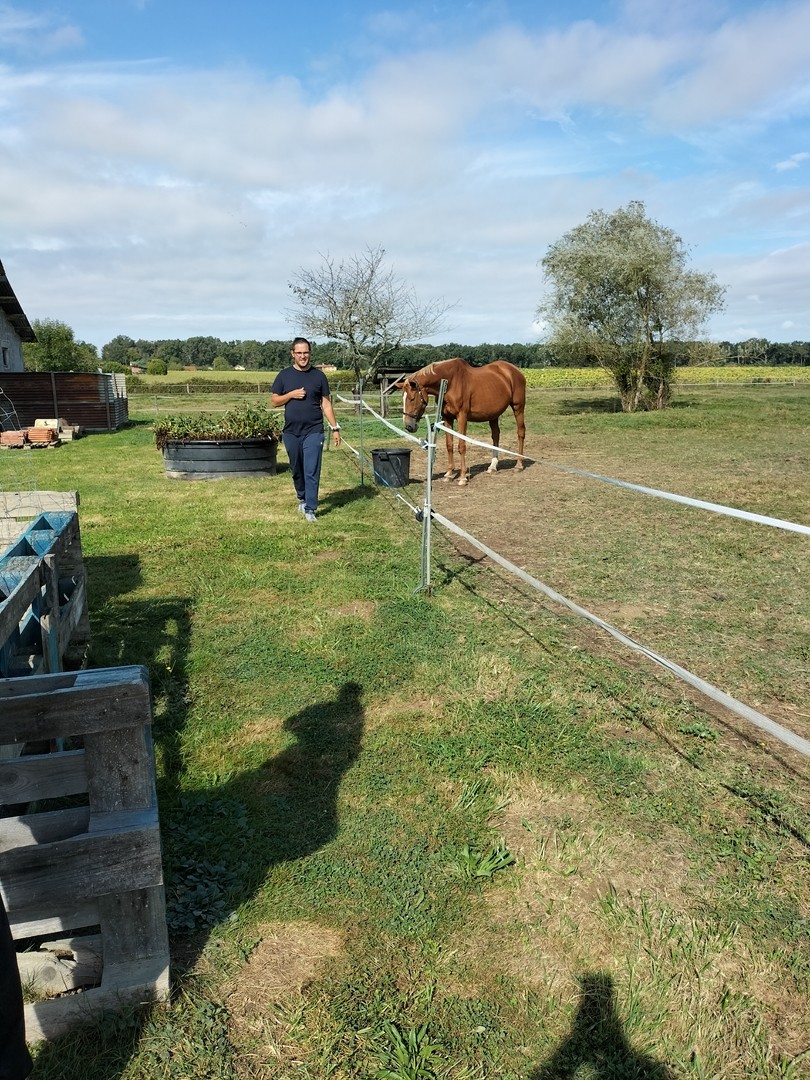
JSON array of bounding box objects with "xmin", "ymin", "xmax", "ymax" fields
[{"xmin": 371, "ymin": 448, "xmax": 411, "ymax": 488}]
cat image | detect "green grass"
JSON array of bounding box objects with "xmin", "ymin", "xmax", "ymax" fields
[{"xmin": 5, "ymin": 386, "xmax": 809, "ymax": 1079}]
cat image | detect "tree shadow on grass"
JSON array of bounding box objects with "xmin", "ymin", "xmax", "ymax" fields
[
  {"xmin": 530, "ymin": 972, "xmax": 675, "ymax": 1079},
  {"xmin": 554, "ymin": 396, "xmax": 623, "ymax": 415}
]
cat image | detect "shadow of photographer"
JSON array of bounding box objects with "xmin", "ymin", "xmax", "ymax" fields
[{"xmin": 530, "ymin": 972, "xmax": 674, "ymax": 1079}]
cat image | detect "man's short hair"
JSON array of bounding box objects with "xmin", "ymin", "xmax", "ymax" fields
[{"xmin": 292, "ymin": 336, "xmax": 311, "ymax": 351}]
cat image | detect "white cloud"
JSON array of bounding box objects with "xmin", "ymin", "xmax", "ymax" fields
[
  {"xmin": 650, "ymin": 3, "xmax": 810, "ymax": 128},
  {"xmin": 774, "ymin": 151, "xmax": 810, "ymax": 171},
  {"xmin": 0, "ymin": 4, "xmax": 83, "ymax": 54}
]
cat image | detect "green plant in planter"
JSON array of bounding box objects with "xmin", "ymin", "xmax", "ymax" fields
[{"xmin": 154, "ymin": 404, "xmax": 283, "ymax": 451}]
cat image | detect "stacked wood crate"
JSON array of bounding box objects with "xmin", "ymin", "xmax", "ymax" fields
[{"xmin": 0, "ymin": 430, "xmax": 27, "ymax": 447}]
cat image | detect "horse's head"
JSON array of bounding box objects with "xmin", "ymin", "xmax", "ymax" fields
[{"xmin": 402, "ymin": 378, "xmax": 429, "ymax": 433}]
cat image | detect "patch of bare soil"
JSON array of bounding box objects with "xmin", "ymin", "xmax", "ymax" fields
[
  {"xmin": 226, "ymin": 921, "xmax": 343, "ymax": 1074},
  {"xmin": 227, "ymin": 921, "xmax": 343, "ymax": 1008},
  {"xmin": 333, "ymin": 600, "xmax": 376, "ymax": 618}
]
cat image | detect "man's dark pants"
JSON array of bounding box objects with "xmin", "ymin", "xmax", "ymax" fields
[{"xmin": 284, "ymin": 429, "xmax": 325, "ymax": 514}]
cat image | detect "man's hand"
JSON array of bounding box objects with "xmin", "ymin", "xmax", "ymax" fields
[{"xmin": 290, "ymin": 387, "xmax": 306, "ymax": 399}]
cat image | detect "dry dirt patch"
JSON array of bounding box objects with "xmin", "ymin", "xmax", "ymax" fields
[
  {"xmin": 227, "ymin": 921, "xmax": 343, "ymax": 1011},
  {"xmin": 225, "ymin": 921, "xmax": 344, "ymax": 1077},
  {"xmin": 333, "ymin": 599, "xmax": 376, "ymax": 618}
]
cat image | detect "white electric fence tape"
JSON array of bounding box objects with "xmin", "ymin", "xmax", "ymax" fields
[
  {"xmin": 336, "ymin": 394, "xmax": 424, "ymax": 446},
  {"xmin": 434, "ymin": 421, "xmax": 810, "ymax": 536},
  {"xmin": 431, "ymin": 509, "xmax": 810, "ymax": 759},
  {"xmin": 333, "ymin": 401, "xmax": 809, "ymax": 756}
]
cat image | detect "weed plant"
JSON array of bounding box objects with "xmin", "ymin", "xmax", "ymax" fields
[{"xmin": 5, "ymin": 387, "xmax": 808, "ymax": 1079}]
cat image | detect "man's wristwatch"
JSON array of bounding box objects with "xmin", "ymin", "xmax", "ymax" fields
[{"xmin": 330, "ymin": 425, "xmax": 341, "ymax": 431}]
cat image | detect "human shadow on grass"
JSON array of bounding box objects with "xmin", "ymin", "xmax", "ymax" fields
[
  {"xmin": 242, "ymin": 680, "xmax": 364, "ymax": 864},
  {"xmin": 161, "ymin": 680, "xmax": 365, "ymax": 970},
  {"xmin": 530, "ymin": 972, "xmax": 675, "ymax": 1080}
]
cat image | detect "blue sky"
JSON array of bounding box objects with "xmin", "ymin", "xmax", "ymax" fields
[{"xmin": 1, "ymin": 0, "xmax": 809, "ymax": 349}]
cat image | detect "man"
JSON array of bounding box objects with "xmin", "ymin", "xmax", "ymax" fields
[{"xmin": 271, "ymin": 338, "xmax": 341, "ymax": 522}]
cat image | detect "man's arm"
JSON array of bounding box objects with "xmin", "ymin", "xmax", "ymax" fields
[
  {"xmin": 321, "ymin": 395, "xmax": 342, "ymax": 446},
  {"xmin": 272, "ymin": 389, "xmax": 304, "ymax": 407}
]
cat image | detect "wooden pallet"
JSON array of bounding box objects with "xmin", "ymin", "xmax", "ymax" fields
[{"xmin": 0, "ymin": 667, "xmax": 170, "ymax": 1042}]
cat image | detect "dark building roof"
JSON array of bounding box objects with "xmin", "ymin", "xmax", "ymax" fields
[{"xmin": 0, "ymin": 258, "xmax": 36, "ymax": 342}]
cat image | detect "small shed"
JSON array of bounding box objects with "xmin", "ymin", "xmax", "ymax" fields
[
  {"xmin": 0, "ymin": 372, "xmax": 129, "ymax": 433},
  {"xmin": 0, "ymin": 258, "xmax": 36, "ymax": 374}
]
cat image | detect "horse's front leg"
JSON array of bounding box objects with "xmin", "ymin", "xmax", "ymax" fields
[
  {"xmin": 487, "ymin": 419, "xmax": 501, "ymax": 473},
  {"xmin": 441, "ymin": 423, "xmax": 458, "ymax": 481}
]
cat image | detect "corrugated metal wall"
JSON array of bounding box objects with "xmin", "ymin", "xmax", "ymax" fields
[{"xmin": 0, "ymin": 372, "xmax": 128, "ymax": 432}]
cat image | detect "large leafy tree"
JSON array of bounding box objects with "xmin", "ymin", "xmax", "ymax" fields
[
  {"xmin": 287, "ymin": 245, "xmax": 452, "ymax": 382},
  {"xmin": 23, "ymin": 319, "xmax": 98, "ymax": 372},
  {"xmin": 538, "ymin": 201, "xmax": 725, "ymax": 411}
]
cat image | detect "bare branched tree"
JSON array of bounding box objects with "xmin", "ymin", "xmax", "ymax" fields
[{"xmin": 287, "ymin": 245, "xmax": 452, "ymax": 382}]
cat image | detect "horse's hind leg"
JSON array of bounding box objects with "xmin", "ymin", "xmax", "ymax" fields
[{"xmin": 487, "ymin": 419, "xmax": 501, "ymax": 473}]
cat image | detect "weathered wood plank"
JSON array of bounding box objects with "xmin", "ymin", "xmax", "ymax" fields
[
  {"xmin": 23, "ymin": 956, "xmax": 168, "ymax": 1043},
  {"xmin": 0, "ymin": 749, "xmax": 87, "ymax": 804},
  {"xmin": 0, "ymin": 666, "xmax": 152, "ymax": 743},
  {"xmin": 84, "ymin": 727, "xmax": 156, "ymax": 813},
  {"xmin": 8, "ymin": 900, "xmax": 99, "ymax": 940},
  {"xmin": 0, "ymin": 563, "xmax": 41, "ymax": 644},
  {"xmin": 98, "ymin": 886, "xmax": 170, "ymax": 967},
  {"xmin": 0, "ymin": 806, "xmax": 89, "ymax": 852},
  {"xmin": 39, "ymin": 555, "xmax": 60, "ymax": 673},
  {"xmin": 56, "ymin": 578, "xmax": 87, "ymax": 653},
  {"xmin": 0, "ymin": 817, "xmax": 162, "ymax": 909}
]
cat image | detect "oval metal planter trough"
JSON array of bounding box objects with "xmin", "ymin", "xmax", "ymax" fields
[{"xmin": 162, "ymin": 438, "xmax": 278, "ymax": 480}]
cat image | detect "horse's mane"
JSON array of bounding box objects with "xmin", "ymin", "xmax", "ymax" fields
[{"xmin": 413, "ymin": 358, "xmax": 468, "ymax": 381}]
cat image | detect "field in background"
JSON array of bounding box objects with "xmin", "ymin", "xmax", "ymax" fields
[
  {"xmin": 5, "ymin": 384, "xmax": 809, "ymax": 1079},
  {"xmin": 126, "ymin": 363, "xmax": 810, "ymax": 391}
]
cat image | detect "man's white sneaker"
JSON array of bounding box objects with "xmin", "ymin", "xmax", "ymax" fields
[{"xmin": 304, "ymin": 512, "xmax": 317, "ymax": 523}]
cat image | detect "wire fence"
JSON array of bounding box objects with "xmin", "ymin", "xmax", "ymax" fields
[{"xmin": 337, "ymin": 389, "xmax": 810, "ymax": 760}]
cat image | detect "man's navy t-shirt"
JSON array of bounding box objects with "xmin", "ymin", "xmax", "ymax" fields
[{"xmin": 272, "ymin": 366, "xmax": 331, "ymax": 437}]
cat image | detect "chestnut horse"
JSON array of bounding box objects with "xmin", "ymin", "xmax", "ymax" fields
[{"xmin": 401, "ymin": 358, "xmax": 526, "ymax": 485}]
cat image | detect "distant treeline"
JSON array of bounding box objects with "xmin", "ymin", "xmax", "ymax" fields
[{"xmin": 101, "ymin": 334, "xmax": 810, "ymax": 372}]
